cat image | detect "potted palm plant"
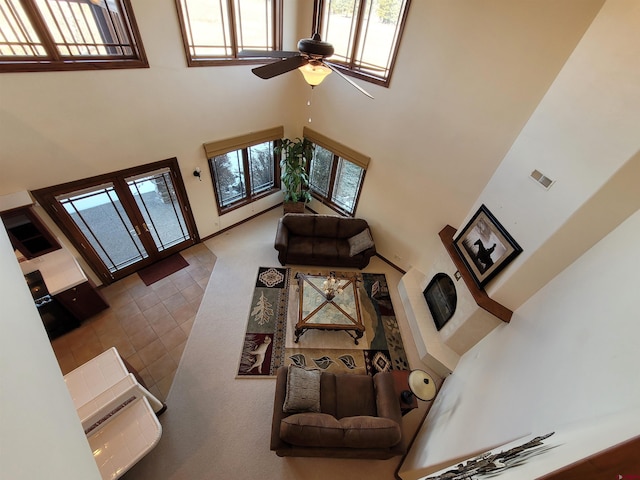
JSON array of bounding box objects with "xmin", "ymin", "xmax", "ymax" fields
[{"xmin": 275, "ymin": 137, "xmax": 314, "ymax": 214}]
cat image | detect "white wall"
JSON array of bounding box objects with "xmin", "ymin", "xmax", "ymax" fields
[
  {"xmin": 399, "ymin": 207, "xmax": 640, "ymax": 479},
  {"xmin": 399, "ymin": 2, "xmax": 640, "ymax": 475},
  {"xmin": 471, "ymin": 0, "xmax": 640, "ymax": 308},
  {"xmin": 0, "ymin": 228, "xmax": 101, "ymax": 479}
]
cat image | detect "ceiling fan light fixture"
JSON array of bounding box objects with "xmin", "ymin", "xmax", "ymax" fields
[{"xmin": 298, "ymin": 62, "xmax": 332, "ymax": 86}]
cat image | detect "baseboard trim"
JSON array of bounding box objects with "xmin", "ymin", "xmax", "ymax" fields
[
  {"xmin": 376, "ymin": 254, "xmax": 406, "ymax": 274},
  {"xmin": 199, "ymin": 204, "xmax": 283, "ymax": 242}
]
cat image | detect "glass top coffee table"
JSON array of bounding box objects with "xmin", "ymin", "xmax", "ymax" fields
[{"xmin": 294, "ymin": 272, "xmax": 365, "ymax": 344}]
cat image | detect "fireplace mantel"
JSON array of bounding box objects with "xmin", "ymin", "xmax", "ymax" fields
[{"xmin": 439, "ymin": 225, "xmax": 512, "ymax": 323}]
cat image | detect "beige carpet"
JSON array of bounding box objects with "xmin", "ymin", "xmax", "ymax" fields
[{"xmin": 124, "ymin": 208, "xmax": 435, "ymax": 480}]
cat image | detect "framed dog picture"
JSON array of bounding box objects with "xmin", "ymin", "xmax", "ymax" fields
[{"xmin": 453, "ymin": 205, "xmax": 522, "ymax": 288}]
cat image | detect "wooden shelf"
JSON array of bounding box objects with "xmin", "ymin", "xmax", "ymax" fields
[{"xmin": 439, "ymin": 225, "xmax": 512, "ymax": 323}]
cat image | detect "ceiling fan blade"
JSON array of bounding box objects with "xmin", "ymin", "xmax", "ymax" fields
[
  {"xmin": 324, "ymin": 62, "xmax": 374, "ymax": 99},
  {"xmin": 252, "ymin": 56, "xmax": 309, "ymax": 79},
  {"xmin": 238, "ymin": 49, "xmax": 299, "ymax": 59}
]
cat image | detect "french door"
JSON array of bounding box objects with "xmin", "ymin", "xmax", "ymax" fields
[{"xmin": 33, "ymin": 158, "xmax": 198, "ymax": 284}]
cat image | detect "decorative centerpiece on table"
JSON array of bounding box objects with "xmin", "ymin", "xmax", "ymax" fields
[{"xmin": 322, "ymin": 271, "xmax": 343, "ymax": 301}]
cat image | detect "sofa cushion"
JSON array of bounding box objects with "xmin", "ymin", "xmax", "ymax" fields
[
  {"xmin": 287, "ymin": 235, "xmax": 312, "ymax": 258},
  {"xmin": 319, "ymin": 372, "xmax": 337, "ymax": 417},
  {"xmin": 339, "ymin": 218, "xmax": 368, "ymax": 238},
  {"xmin": 312, "ymin": 238, "xmax": 339, "ymax": 259},
  {"xmin": 283, "ymin": 366, "xmax": 321, "ymax": 413},
  {"xmin": 283, "ymin": 214, "xmax": 316, "ymax": 236},
  {"xmin": 312, "ymin": 215, "xmax": 340, "ymax": 238},
  {"xmin": 340, "ymin": 416, "xmax": 402, "ymax": 448},
  {"xmin": 335, "ymin": 374, "xmax": 376, "ymax": 419},
  {"xmin": 281, "ymin": 413, "xmax": 343, "ymax": 447},
  {"xmin": 347, "ymin": 228, "xmax": 374, "ymax": 256},
  {"xmin": 280, "ymin": 413, "xmax": 401, "ymax": 449}
]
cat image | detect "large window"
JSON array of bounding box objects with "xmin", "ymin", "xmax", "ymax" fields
[
  {"xmin": 317, "ymin": 0, "xmax": 411, "ymax": 86},
  {"xmin": 304, "ymin": 127, "xmax": 369, "ymax": 217},
  {"xmin": 175, "ymin": 0, "xmax": 282, "ymax": 66},
  {"xmin": 0, "ymin": 0, "xmax": 148, "ymax": 72},
  {"xmin": 204, "ymin": 126, "xmax": 283, "ymax": 214}
]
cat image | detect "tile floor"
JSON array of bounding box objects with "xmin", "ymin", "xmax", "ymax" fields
[{"xmin": 50, "ymin": 243, "xmax": 216, "ymax": 402}]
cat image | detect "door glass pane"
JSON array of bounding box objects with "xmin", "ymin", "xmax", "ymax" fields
[
  {"xmin": 211, "ymin": 150, "xmax": 247, "ymax": 207},
  {"xmin": 248, "ymin": 141, "xmax": 274, "ymax": 195},
  {"xmin": 309, "ymin": 145, "xmax": 333, "ymax": 196},
  {"xmin": 57, "ymin": 183, "xmax": 148, "ymax": 273},
  {"xmin": 126, "ymin": 169, "xmax": 191, "ymax": 252},
  {"xmin": 333, "ymin": 158, "xmax": 363, "ymax": 214}
]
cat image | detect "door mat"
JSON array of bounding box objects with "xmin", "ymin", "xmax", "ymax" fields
[
  {"xmin": 236, "ymin": 267, "xmax": 408, "ymax": 378},
  {"xmin": 138, "ymin": 253, "xmax": 189, "ymax": 286}
]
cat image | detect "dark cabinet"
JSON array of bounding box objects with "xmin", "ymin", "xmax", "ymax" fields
[
  {"xmin": 38, "ymin": 297, "xmax": 80, "ymax": 340},
  {"xmin": 55, "ymin": 281, "xmax": 109, "ymax": 322},
  {"xmin": 1, "ymin": 207, "xmax": 61, "ymax": 259},
  {"xmin": 25, "ymin": 269, "xmax": 80, "ymax": 340}
]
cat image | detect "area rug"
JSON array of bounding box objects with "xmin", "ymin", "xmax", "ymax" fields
[
  {"xmin": 138, "ymin": 253, "xmax": 189, "ymax": 286},
  {"xmin": 237, "ymin": 267, "xmax": 290, "ymax": 377},
  {"xmin": 237, "ymin": 267, "xmax": 408, "ymax": 378}
]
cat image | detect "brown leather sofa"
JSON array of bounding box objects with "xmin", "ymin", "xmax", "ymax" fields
[
  {"xmin": 274, "ymin": 213, "xmax": 376, "ymax": 269},
  {"xmin": 270, "ymin": 366, "xmax": 406, "ymax": 459}
]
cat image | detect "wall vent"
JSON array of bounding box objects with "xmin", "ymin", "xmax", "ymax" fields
[{"xmin": 530, "ymin": 169, "xmax": 555, "ymax": 189}]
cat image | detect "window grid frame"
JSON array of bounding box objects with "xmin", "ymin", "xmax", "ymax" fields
[
  {"xmin": 210, "ymin": 150, "xmax": 248, "ymax": 209},
  {"xmin": 175, "ymin": 0, "xmax": 283, "ymax": 67},
  {"xmin": 308, "ymin": 148, "xmax": 366, "ymax": 218},
  {"xmin": 0, "ymin": 0, "xmax": 148, "ymax": 72},
  {"xmin": 247, "ymin": 142, "xmax": 276, "ymax": 196},
  {"xmin": 207, "ymin": 140, "xmax": 280, "ymax": 216},
  {"xmin": 316, "ymin": 0, "xmax": 411, "ymax": 88}
]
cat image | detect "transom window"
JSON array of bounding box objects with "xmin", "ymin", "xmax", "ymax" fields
[
  {"xmin": 175, "ymin": 0, "xmax": 282, "ymax": 66},
  {"xmin": 0, "ymin": 0, "xmax": 148, "ymax": 72},
  {"xmin": 204, "ymin": 126, "xmax": 283, "ymax": 214},
  {"xmin": 317, "ymin": 0, "xmax": 411, "ymax": 86},
  {"xmin": 304, "ymin": 127, "xmax": 369, "ymax": 217}
]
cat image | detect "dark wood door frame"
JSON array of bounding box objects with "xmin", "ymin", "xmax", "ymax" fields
[{"xmin": 32, "ymin": 157, "xmax": 199, "ymax": 285}]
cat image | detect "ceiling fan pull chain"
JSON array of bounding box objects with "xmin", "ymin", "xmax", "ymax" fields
[{"xmin": 307, "ymin": 88, "xmax": 315, "ymax": 123}]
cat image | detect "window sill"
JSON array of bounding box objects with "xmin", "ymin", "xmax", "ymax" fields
[{"xmin": 0, "ymin": 59, "xmax": 149, "ymax": 73}]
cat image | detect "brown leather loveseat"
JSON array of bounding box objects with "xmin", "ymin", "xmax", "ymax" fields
[
  {"xmin": 270, "ymin": 366, "xmax": 406, "ymax": 459},
  {"xmin": 274, "ymin": 213, "xmax": 376, "ymax": 269}
]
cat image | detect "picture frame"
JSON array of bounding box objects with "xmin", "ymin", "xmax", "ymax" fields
[{"xmin": 453, "ymin": 204, "xmax": 522, "ymax": 288}]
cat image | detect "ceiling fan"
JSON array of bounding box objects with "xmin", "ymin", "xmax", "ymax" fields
[{"xmin": 239, "ymin": 32, "xmax": 374, "ymax": 99}]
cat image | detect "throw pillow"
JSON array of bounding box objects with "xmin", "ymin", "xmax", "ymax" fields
[
  {"xmin": 283, "ymin": 366, "xmax": 321, "ymax": 413},
  {"xmin": 347, "ymin": 228, "xmax": 374, "ymax": 257}
]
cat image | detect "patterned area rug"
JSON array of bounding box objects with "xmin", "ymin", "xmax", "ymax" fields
[
  {"xmin": 236, "ymin": 267, "xmax": 408, "ymax": 378},
  {"xmin": 237, "ymin": 267, "xmax": 290, "ymax": 378}
]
